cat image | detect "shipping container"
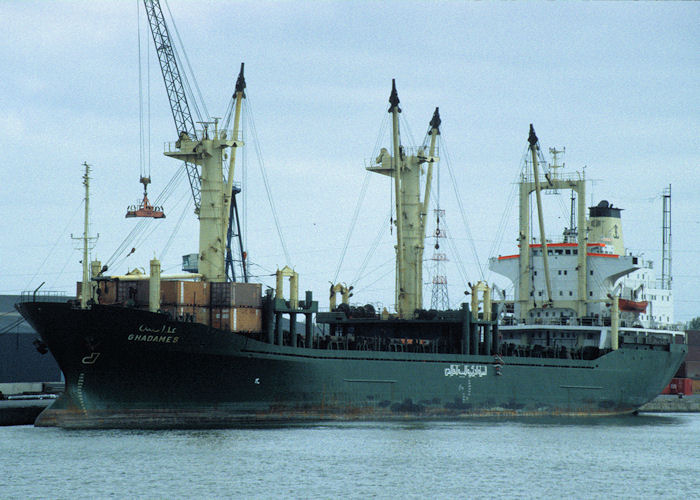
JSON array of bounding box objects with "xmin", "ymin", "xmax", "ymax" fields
[
  {"xmin": 98, "ymin": 281, "xmax": 118, "ymax": 304},
  {"xmin": 685, "ymin": 345, "xmax": 700, "ymax": 362},
  {"xmin": 159, "ymin": 280, "xmax": 209, "ymax": 306},
  {"xmin": 210, "ymin": 282, "xmax": 262, "ymax": 307},
  {"xmin": 160, "ymin": 281, "xmax": 180, "ymax": 305},
  {"xmin": 194, "ymin": 306, "xmax": 210, "ymax": 326},
  {"xmin": 685, "ymin": 360, "xmax": 700, "ymax": 379},
  {"xmin": 674, "ymin": 362, "xmax": 687, "ymax": 378},
  {"xmin": 115, "ymin": 281, "xmax": 145, "ymax": 305},
  {"xmin": 209, "ymin": 306, "xmax": 262, "ymax": 332},
  {"xmin": 661, "ymin": 378, "xmax": 693, "ymax": 395},
  {"xmin": 686, "ymin": 330, "xmax": 700, "ymax": 346},
  {"xmin": 77, "ymin": 281, "xmax": 119, "ymax": 305},
  {"xmin": 182, "ymin": 281, "xmax": 206, "ymax": 306},
  {"xmin": 210, "ymin": 282, "xmax": 231, "ymax": 307},
  {"xmin": 211, "ymin": 307, "xmax": 231, "ymax": 330},
  {"xmin": 232, "ymin": 283, "xmax": 262, "ymax": 307},
  {"xmin": 232, "ymin": 307, "xmax": 262, "ymax": 332},
  {"xmin": 693, "ymin": 379, "xmax": 700, "ymax": 395}
]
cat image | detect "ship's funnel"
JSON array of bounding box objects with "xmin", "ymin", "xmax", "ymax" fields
[{"xmin": 589, "ymin": 200, "xmax": 625, "ymax": 255}]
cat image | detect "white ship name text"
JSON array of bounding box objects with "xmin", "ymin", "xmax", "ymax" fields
[{"xmin": 129, "ymin": 325, "xmax": 179, "ymax": 343}]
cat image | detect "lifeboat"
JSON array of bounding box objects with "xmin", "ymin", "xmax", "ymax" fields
[{"xmin": 619, "ymin": 298, "xmax": 648, "ymax": 313}]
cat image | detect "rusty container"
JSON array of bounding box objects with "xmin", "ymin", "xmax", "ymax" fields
[
  {"xmin": 685, "ymin": 360, "xmax": 700, "ymax": 380},
  {"xmin": 692, "ymin": 378, "xmax": 700, "ymax": 395},
  {"xmin": 231, "ymin": 283, "xmax": 262, "ymax": 307},
  {"xmin": 116, "ymin": 281, "xmax": 145, "ymax": 305},
  {"xmin": 181, "ymin": 281, "xmax": 209, "ymax": 306},
  {"xmin": 160, "ymin": 281, "xmax": 181, "ymax": 305},
  {"xmin": 210, "ymin": 282, "xmax": 231, "ymax": 307},
  {"xmin": 135, "ymin": 281, "xmax": 150, "ymax": 306},
  {"xmin": 211, "ymin": 307, "xmax": 232, "ymax": 330},
  {"xmin": 194, "ymin": 306, "xmax": 210, "ymax": 326},
  {"xmin": 76, "ymin": 281, "xmax": 118, "ymax": 304},
  {"xmin": 232, "ymin": 307, "xmax": 262, "ymax": 332}
]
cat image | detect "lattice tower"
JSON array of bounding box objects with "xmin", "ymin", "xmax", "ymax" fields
[{"xmin": 429, "ymin": 209, "xmax": 450, "ymax": 310}]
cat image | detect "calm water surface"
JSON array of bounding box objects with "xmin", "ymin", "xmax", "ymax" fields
[{"xmin": 2, "ymin": 413, "xmax": 699, "ymax": 499}]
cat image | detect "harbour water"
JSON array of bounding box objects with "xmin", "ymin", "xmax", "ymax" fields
[{"xmin": 2, "ymin": 414, "xmax": 699, "ymax": 499}]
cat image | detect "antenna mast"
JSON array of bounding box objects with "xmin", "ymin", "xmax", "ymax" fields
[
  {"xmin": 661, "ymin": 185, "xmax": 672, "ymax": 290},
  {"xmin": 72, "ymin": 162, "xmax": 99, "ymax": 309}
]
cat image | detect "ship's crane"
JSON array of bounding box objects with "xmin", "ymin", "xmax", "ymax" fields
[
  {"xmin": 143, "ymin": 0, "xmax": 200, "ymax": 211},
  {"xmin": 142, "ymin": 0, "xmax": 247, "ymax": 281}
]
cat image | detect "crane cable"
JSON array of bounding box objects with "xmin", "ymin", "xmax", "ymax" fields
[
  {"xmin": 137, "ymin": 1, "xmax": 147, "ymax": 182},
  {"xmin": 105, "ymin": 164, "xmax": 187, "ymax": 269},
  {"xmin": 243, "ymin": 97, "xmax": 291, "ymax": 265}
]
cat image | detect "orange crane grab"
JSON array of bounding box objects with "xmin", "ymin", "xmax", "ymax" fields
[{"xmin": 125, "ymin": 176, "xmax": 166, "ymax": 219}]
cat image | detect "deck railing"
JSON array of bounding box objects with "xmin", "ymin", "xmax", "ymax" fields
[{"xmin": 19, "ymin": 291, "xmax": 71, "ymax": 303}]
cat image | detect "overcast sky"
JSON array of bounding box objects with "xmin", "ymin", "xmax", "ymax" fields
[{"xmin": 1, "ymin": 1, "xmax": 698, "ymax": 322}]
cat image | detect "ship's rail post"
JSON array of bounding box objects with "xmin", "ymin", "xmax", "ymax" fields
[
  {"xmin": 264, "ymin": 289, "xmax": 275, "ymax": 344},
  {"xmin": 611, "ymin": 295, "xmax": 619, "ymax": 350},
  {"xmin": 275, "ymin": 312, "xmax": 284, "ymax": 346},
  {"xmin": 461, "ymin": 303, "xmax": 471, "ymax": 354},
  {"xmin": 149, "ymin": 258, "xmax": 161, "ymax": 313},
  {"xmin": 289, "ymin": 272, "xmax": 299, "ymax": 347},
  {"xmin": 289, "ymin": 312, "xmax": 297, "ymax": 347},
  {"xmin": 484, "ymin": 322, "xmax": 492, "ymax": 356},
  {"xmin": 491, "ymin": 304, "xmax": 501, "ymax": 355},
  {"xmin": 470, "ymin": 322, "xmax": 479, "ymax": 355},
  {"xmin": 304, "ymin": 291, "xmax": 314, "ymax": 347}
]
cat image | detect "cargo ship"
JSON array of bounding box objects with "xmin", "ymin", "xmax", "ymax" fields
[{"xmin": 15, "ymin": 4, "xmax": 686, "ymax": 428}]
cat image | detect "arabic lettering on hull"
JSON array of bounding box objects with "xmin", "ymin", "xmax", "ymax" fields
[{"xmin": 444, "ymin": 364, "xmax": 488, "ymax": 378}]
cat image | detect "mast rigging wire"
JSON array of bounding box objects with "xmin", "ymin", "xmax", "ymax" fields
[
  {"xmin": 23, "ymin": 200, "xmax": 84, "ymax": 293},
  {"xmin": 333, "ymin": 170, "xmax": 371, "ymax": 284},
  {"xmin": 160, "ymin": 193, "xmax": 193, "ymax": 261},
  {"xmin": 351, "ymin": 215, "xmax": 392, "ymax": 287},
  {"xmin": 243, "ymin": 97, "xmax": 291, "ymax": 265},
  {"xmin": 351, "ymin": 258, "xmax": 396, "ymax": 297},
  {"xmin": 484, "ymin": 162, "xmax": 520, "ymax": 284},
  {"xmin": 335, "ymin": 112, "xmax": 390, "ymax": 286},
  {"xmin": 439, "ymin": 131, "xmax": 485, "ymax": 281}
]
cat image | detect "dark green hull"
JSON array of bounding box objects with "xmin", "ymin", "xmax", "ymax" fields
[{"xmin": 17, "ymin": 302, "xmax": 686, "ymax": 428}]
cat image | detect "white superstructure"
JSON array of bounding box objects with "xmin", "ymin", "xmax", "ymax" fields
[{"xmin": 489, "ymin": 129, "xmax": 675, "ymax": 331}]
